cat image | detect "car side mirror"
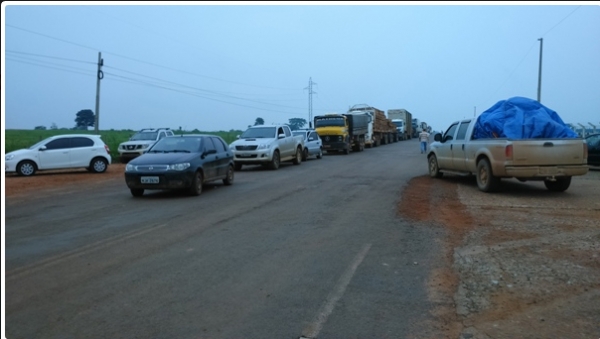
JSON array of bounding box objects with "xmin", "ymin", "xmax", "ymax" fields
[
  {"xmin": 202, "ymin": 149, "xmax": 217, "ymax": 158},
  {"xmin": 434, "ymin": 133, "xmax": 442, "ymax": 142},
  {"xmin": 39, "ymin": 146, "xmax": 47, "ymax": 151},
  {"xmin": 308, "ymin": 137, "xmax": 314, "ymax": 141},
  {"xmin": 278, "ymin": 133, "xmax": 285, "ymax": 139},
  {"xmin": 236, "ymin": 135, "xmax": 241, "ymax": 139}
]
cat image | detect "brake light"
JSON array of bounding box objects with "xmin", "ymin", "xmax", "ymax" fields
[
  {"xmin": 105, "ymin": 144, "xmax": 111, "ymax": 154},
  {"xmin": 583, "ymin": 142, "xmax": 588, "ymax": 160},
  {"xmin": 505, "ymin": 144, "xmax": 513, "ymax": 160}
]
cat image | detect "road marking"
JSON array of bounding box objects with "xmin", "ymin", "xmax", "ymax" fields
[
  {"xmin": 301, "ymin": 243, "xmax": 372, "ymax": 339},
  {"xmin": 6, "ymin": 223, "xmax": 169, "ymax": 280}
]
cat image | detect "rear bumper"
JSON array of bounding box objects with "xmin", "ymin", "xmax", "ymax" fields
[{"xmin": 503, "ymin": 165, "xmax": 589, "ymax": 178}]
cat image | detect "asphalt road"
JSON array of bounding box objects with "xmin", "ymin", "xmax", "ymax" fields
[{"xmin": 5, "ymin": 139, "xmax": 447, "ymax": 339}]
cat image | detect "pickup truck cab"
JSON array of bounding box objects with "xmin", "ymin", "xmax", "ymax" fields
[
  {"xmin": 229, "ymin": 124, "xmax": 304, "ymax": 170},
  {"xmin": 428, "ymin": 118, "xmax": 589, "ymax": 192}
]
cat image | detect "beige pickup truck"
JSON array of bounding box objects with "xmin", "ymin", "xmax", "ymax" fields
[{"xmin": 427, "ymin": 118, "xmax": 589, "ymax": 192}]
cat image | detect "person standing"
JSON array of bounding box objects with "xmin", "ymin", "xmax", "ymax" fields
[{"xmin": 419, "ymin": 129, "xmax": 430, "ymax": 154}]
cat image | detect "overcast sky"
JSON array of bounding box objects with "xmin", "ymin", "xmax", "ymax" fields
[{"xmin": 3, "ymin": 2, "xmax": 600, "ymax": 133}]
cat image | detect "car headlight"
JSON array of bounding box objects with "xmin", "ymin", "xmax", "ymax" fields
[
  {"xmin": 229, "ymin": 145, "xmax": 236, "ymax": 152},
  {"xmin": 141, "ymin": 144, "xmax": 151, "ymax": 149},
  {"xmin": 257, "ymin": 144, "xmax": 268, "ymax": 150},
  {"xmin": 125, "ymin": 164, "xmax": 136, "ymax": 172},
  {"xmin": 5, "ymin": 154, "xmax": 15, "ymax": 161},
  {"xmin": 168, "ymin": 163, "xmax": 191, "ymax": 171}
]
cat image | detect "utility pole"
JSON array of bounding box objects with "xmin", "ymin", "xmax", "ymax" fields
[
  {"xmin": 305, "ymin": 77, "xmax": 316, "ymax": 128},
  {"xmin": 94, "ymin": 52, "xmax": 104, "ymax": 133},
  {"xmin": 537, "ymin": 38, "xmax": 543, "ymax": 103}
]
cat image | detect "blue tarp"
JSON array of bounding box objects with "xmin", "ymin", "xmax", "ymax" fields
[{"xmin": 473, "ymin": 96, "xmax": 578, "ymax": 139}]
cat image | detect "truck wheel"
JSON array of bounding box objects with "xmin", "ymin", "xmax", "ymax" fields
[
  {"xmin": 428, "ymin": 155, "xmax": 443, "ymax": 178},
  {"xmin": 269, "ymin": 150, "xmax": 280, "ymax": 170},
  {"xmin": 293, "ymin": 147, "xmax": 302, "ymax": 165},
  {"xmin": 476, "ymin": 158, "xmax": 500, "ymax": 192},
  {"xmin": 302, "ymin": 147, "xmax": 309, "ymax": 161},
  {"xmin": 544, "ymin": 176, "xmax": 571, "ymax": 192},
  {"xmin": 317, "ymin": 148, "xmax": 323, "ymax": 159}
]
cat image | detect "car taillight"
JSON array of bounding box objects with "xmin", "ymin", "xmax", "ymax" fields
[
  {"xmin": 505, "ymin": 144, "xmax": 513, "ymax": 160},
  {"xmin": 105, "ymin": 144, "xmax": 111, "ymax": 154}
]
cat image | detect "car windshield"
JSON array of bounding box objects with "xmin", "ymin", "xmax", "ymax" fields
[
  {"xmin": 148, "ymin": 137, "xmax": 201, "ymax": 153},
  {"xmin": 29, "ymin": 137, "xmax": 54, "ymax": 149},
  {"xmin": 315, "ymin": 117, "xmax": 345, "ymax": 127},
  {"xmin": 240, "ymin": 127, "xmax": 276, "ymax": 139},
  {"xmin": 130, "ymin": 132, "xmax": 158, "ymax": 141}
]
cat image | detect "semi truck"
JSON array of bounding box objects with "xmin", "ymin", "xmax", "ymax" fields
[
  {"xmin": 314, "ymin": 113, "xmax": 369, "ymax": 154},
  {"xmin": 347, "ymin": 104, "xmax": 397, "ymax": 147},
  {"xmin": 387, "ymin": 109, "xmax": 413, "ymax": 140}
]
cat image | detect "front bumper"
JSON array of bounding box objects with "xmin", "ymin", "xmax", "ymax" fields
[{"xmin": 125, "ymin": 170, "xmax": 195, "ymax": 190}]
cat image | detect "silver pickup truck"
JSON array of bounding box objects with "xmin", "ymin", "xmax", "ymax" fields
[
  {"xmin": 229, "ymin": 124, "xmax": 304, "ymax": 170},
  {"xmin": 427, "ymin": 118, "xmax": 589, "ymax": 192}
]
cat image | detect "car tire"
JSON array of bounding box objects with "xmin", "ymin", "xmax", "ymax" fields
[
  {"xmin": 130, "ymin": 188, "xmax": 144, "ymax": 197},
  {"xmin": 269, "ymin": 150, "xmax": 280, "ymax": 170},
  {"xmin": 544, "ymin": 176, "xmax": 571, "ymax": 192},
  {"xmin": 223, "ymin": 165, "xmax": 234, "ymax": 185},
  {"xmin": 302, "ymin": 148, "xmax": 309, "ymax": 161},
  {"xmin": 16, "ymin": 160, "xmax": 36, "ymax": 176},
  {"xmin": 476, "ymin": 158, "xmax": 500, "ymax": 192},
  {"xmin": 293, "ymin": 147, "xmax": 302, "ymax": 165},
  {"xmin": 189, "ymin": 171, "xmax": 203, "ymax": 196},
  {"xmin": 317, "ymin": 148, "xmax": 323, "ymax": 159},
  {"xmin": 234, "ymin": 162, "xmax": 242, "ymax": 171},
  {"xmin": 90, "ymin": 157, "xmax": 108, "ymax": 173},
  {"xmin": 428, "ymin": 155, "xmax": 443, "ymax": 178}
]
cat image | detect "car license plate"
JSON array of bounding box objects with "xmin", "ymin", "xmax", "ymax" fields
[
  {"xmin": 141, "ymin": 176, "xmax": 159, "ymax": 184},
  {"xmin": 238, "ymin": 153, "xmax": 251, "ymax": 158}
]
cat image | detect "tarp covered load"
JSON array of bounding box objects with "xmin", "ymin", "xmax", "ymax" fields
[{"xmin": 473, "ymin": 96, "xmax": 578, "ymax": 139}]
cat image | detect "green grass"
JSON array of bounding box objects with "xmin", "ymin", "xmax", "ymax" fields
[{"xmin": 4, "ymin": 128, "xmax": 244, "ymax": 163}]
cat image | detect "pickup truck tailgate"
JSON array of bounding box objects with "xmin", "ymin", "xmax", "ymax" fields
[{"xmin": 511, "ymin": 139, "xmax": 586, "ymax": 165}]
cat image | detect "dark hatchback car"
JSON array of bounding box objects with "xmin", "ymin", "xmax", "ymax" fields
[
  {"xmin": 124, "ymin": 134, "xmax": 234, "ymax": 197},
  {"xmin": 585, "ymin": 133, "xmax": 600, "ymax": 166}
]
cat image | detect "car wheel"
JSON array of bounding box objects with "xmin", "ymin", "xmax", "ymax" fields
[
  {"xmin": 130, "ymin": 188, "xmax": 144, "ymax": 197},
  {"xmin": 428, "ymin": 155, "xmax": 443, "ymax": 178},
  {"xmin": 269, "ymin": 150, "xmax": 280, "ymax": 170},
  {"xmin": 476, "ymin": 158, "xmax": 500, "ymax": 192},
  {"xmin": 189, "ymin": 171, "xmax": 203, "ymax": 196},
  {"xmin": 544, "ymin": 176, "xmax": 571, "ymax": 192},
  {"xmin": 90, "ymin": 157, "xmax": 108, "ymax": 173},
  {"xmin": 223, "ymin": 165, "xmax": 234, "ymax": 185},
  {"xmin": 293, "ymin": 147, "xmax": 302, "ymax": 165},
  {"xmin": 317, "ymin": 148, "xmax": 323, "ymax": 159},
  {"xmin": 302, "ymin": 148, "xmax": 309, "ymax": 161},
  {"xmin": 234, "ymin": 162, "xmax": 242, "ymax": 171},
  {"xmin": 17, "ymin": 160, "xmax": 36, "ymax": 176}
]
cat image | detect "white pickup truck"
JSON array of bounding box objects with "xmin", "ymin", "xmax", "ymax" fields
[
  {"xmin": 427, "ymin": 118, "xmax": 589, "ymax": 192},
  {"xmin": 229, "ymin": 124, "xmax": 304, "ymax": 170}
]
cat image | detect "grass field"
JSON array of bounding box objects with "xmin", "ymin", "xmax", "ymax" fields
[{"xmin": 4, "ymin": 128, "xmax": 245, "ymax": 163}]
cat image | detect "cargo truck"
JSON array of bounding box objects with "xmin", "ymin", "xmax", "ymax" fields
[
  {"xmin": 348, "ymin": 104, "xmax": 397, "ymax": 147},
  {"xmin": 314, "ymin": 113, "xmax": 369, "ymax": 154},
  {"xmin": 387, "ymin": 109, "xmax": 413, "ymax": 140}
]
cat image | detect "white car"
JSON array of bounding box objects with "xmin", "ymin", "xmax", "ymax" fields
[
  {"xmin": 5, "ymin": 134, "xmax": 112, "ymax": 176},
  {"xmin": 293, "ymin": 129, "xmax": 323, "ymax": 160}
]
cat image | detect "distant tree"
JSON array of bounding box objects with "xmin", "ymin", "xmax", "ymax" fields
[
  {"xmin": 75, "ymin": 109, "xmax": 95, "ymax": 129},
  {"xmin": 288, "ymin": 118, "xmax": 307, "ymax": 131},
  {"xmin": 34, "ymin": 125, "xmax": 47, "ymax": 130},
  {"xmin": 50, "ymin": 122, "xmax": 58, "ymax": 130},
  {"xmin": 254, "ymin": 117, "xmax": 265, "ymax": 126}
]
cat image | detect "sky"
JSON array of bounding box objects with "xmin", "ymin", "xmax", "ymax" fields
[{"xmin": 2, "ymin": 1, "xmax": 600, "ymax": 134}]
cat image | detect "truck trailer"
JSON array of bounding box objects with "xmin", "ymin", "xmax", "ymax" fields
[
  {"xmin": 387, "ymin": 109, "xmax": 413, "ymax": 140},
  {"xmin": 348, "ymin": 104, "xmax": 397, "ymax": 147}
]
